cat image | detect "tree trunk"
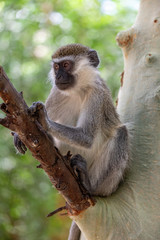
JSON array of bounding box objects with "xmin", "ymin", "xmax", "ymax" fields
[{"xmin": 72, "ymin": 0, "xmax": 160, "ymax": 239}]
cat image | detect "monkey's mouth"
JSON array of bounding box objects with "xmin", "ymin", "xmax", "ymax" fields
[
  {"xmin": 55, "ymin": 75, "xmax": 75, "ymax": 90},
  {"xmin": 56, "ymin": 82, "xmax": 71, "ymax": 90}
]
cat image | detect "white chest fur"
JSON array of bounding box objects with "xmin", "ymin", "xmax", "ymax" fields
[{"xmin": 56, "ymin": 93, "xmax": 82, "ymax": 126}]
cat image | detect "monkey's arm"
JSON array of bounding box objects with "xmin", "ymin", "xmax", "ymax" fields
[
  {"xmin": 48, "ymin": 122, "xmax": 94, "ymax": 148},
  {"xmin": 30, "ymin": 94, "xmax": 102, "ymax": 149}
]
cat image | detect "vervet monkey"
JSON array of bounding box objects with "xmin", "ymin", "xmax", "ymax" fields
[{"xmin": 14, "ymin": 44, "xmax": 129, "ymax": 240}]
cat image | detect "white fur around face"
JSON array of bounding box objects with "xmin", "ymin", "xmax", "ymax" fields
[
  {"xmin": 72, "ymin": 57, "xmax": 99, "ymax": 92},
  {"xmin": 48, "ymin": 56, "xmax": 99, "ymax": 96},
  {"xmin": 48, "ymin": 67, "xmax": 55, "ymax": 86}
]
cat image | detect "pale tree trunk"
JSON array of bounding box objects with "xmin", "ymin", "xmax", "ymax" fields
[{"xmin": 72, "ymin": 0, "xmax": 160, "ymax": 239}]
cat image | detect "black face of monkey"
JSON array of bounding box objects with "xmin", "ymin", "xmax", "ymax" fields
[{"xmin": 53, "ymin": 60, "xmax": 75, "ymax": 90}]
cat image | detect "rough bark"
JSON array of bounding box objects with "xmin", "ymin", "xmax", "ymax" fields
[
  {"xmin": 71, "ymin": 0, "xmax": 160, "ymax": 239},
  {"xmin": 0, "ymin": 66, "xmax": 95, "ymax": 216}
]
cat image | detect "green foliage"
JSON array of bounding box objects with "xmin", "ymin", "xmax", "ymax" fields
[{"xmin": 0, "ymin": 0, "xmax": 138, "ymax": 239}]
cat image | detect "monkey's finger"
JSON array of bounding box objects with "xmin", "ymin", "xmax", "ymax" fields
[
  {"xmin": 16, "ymin": 141, "xmax": 26, "ymax": 155},
  {"xmin": 36, "ymin": 101, "xmax": 45, "ymax": 110},
  {"xmin": 70, "ymin": 154, "xmax": 87, "ymax": 170},
  {"xmin": 21, "ymin": 141, "xmax": 27, "ymax": 152},
  {"xmin": 14, "ymin": 136, "xmax": 24, "ymax": 154},
  {"xmin": 13, "ymin": 133, "xmax": 26, "ymax": 154}
]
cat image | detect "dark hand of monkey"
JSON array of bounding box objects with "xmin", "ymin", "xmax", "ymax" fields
[
  {"xmin": 12, "ymin": 132, "xmax": 27, "ymax": 154},
  {"xmin": 28, "ymin": 101, "xmax": 49, "ymax": 131},
  {"xmin": 70, "ymin": 154, "xmax": 91, "ymax": 193}
]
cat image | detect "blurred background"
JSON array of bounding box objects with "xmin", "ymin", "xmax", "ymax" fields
[{"xmin": 0, "ymin": 0, "xmax": 138, "ymax": 239}]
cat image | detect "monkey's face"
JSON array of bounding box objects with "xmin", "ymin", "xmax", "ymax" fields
[{"xmin": 53, "ymin": 60, "xmax": 75, "ymax": 90}]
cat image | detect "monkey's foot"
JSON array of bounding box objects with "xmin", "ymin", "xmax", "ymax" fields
[
  {"xmin": 70, "ymin": 154, "xmax": 91, "ymax": 193},
  {"xmin": 12, "ymin": 132, "xmax": 27, "ymax": 154}
]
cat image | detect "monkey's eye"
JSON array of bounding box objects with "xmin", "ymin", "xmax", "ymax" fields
[
  {"xmin": 54, "ymin": 63, "xmax": 59, "ymax": 71},
  {"xmin": 63, "ymin": 61, "xmax": 71, "ymax": 71}
]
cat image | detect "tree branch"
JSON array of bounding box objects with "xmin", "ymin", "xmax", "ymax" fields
[{"xmin": 0, "ymin": 66, "xmax": 95, "ymax": 216}]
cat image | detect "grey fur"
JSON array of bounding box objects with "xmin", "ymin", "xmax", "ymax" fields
[{"xmin": 45, "ymin": 44, "xmax": 129, "ymax": 240}]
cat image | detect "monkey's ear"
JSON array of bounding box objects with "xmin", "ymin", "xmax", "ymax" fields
[{"xmin": 88, "ymin": 50, "xmax": 100, "ymax": 67}]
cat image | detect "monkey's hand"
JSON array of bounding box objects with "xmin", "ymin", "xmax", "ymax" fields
[
  {"xmin": 28, "ymin": 101, "xmax": 49, "ymax": 131},
  {"xmin": 70, "ymin": 154, "xmax": 91, "ymax": 193},
  {"xmin": 12, "ymin": 132, "xmax": 27, "ymax": 154}
]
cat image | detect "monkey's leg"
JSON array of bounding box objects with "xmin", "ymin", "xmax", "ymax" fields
[
  {"xmin": 68, "ymin": 221, "xmax": 81, "ymax": 240},
  {"xmin": 70, "ymin": 154, "xmax": 91, "ymax": 192},
  {"xmin": 90, "ymin": 125, "xmax": 129, "ymax": 196}
]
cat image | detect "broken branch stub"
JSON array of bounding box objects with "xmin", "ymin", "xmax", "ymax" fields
[{"xmin": 0, "ymin": 66, "xmax": 95, "ymax": 215}]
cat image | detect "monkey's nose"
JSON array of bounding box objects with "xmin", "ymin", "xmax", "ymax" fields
[{"xmin": 57, "ymin": 74, "xmax": 62, "ymax": 80}]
